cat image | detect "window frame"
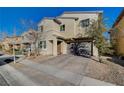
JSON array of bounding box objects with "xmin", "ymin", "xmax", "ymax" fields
[
  {"xmin": 60, "ymin": 24, "xmax": 65, "ymax": 31},
  {"xmin": 80, "ymin": 19, "xmax": 90, "ymax": 27},
  {"xmin": 39, "ymin": 41, "xmax": 46, "ymax": 50}
]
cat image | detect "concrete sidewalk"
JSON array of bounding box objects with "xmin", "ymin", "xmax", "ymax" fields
[
  {"xmin": 0, "ymin": 61, "xmax": 40, "ymax": 86},
  {"xmin": 80, "ymin": 76, "xmax": 115, "ymax": 86},
  {"xmin": 0, "ymin": 73, "xmax": 9, "ymax": 86}
]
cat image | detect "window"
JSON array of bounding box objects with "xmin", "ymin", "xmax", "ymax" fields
[
  {"xmin": 43, "ymin": 41, "xmax": 46, "ymax": 49},
  {"xmin": 39, "ymin": 41, "xmax": 46, "ymax": 49},
  {"xmin": 80, "ymin": 19, "xmax": 90, "ymax": 27},
  {"xmin": 40, "ymin": 26, "xmax": 44, "ymax": 32},
  {"xmin": 60, "ymin": 24, "xmax": 65, "ymax": 31}
]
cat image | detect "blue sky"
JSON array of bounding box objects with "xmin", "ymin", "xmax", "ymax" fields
[{"xmin": 0, "ymin": 7, "xmax": 123, "ymax": 38}]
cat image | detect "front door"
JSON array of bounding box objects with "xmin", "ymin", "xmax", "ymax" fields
[{"xmin": 57, "ymin": 41, "xmax": 62, "ymax": 55}]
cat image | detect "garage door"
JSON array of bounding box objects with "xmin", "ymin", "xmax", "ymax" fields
[{"xmin": 67, "ymin": 42, "xmax": 91, "ymax": 57}]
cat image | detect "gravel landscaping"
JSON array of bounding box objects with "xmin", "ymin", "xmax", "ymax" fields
[{"xmin": 85, "ymin": 59, "xmax": 124, "ymax": 85}]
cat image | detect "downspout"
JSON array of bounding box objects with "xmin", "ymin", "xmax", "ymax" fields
[{"xmin": 74, "ymin": 19, "xmax": 77, "ymax": 37}]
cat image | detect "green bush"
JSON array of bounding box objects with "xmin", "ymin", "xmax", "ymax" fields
[{"xmin": 15, "ymin": 50, "xmax": 22, "ymax": 55}]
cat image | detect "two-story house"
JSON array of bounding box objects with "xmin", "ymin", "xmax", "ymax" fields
[
  {"xmin": 110, "ymin": 9, "xmax": 124, "ymax": 57},
  {"xmin": 37, "ymin": 11, "xmax": 102, "ymax": 57}
]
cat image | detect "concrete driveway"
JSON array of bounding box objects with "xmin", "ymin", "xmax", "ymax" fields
[{"xmin": 0, "ymin": 54, "xmax": 115, "ymax": 86}]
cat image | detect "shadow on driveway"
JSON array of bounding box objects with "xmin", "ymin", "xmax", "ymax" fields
[{"xmin": 0, "ymin": 56, "xmax": 19, "ymax": 66}]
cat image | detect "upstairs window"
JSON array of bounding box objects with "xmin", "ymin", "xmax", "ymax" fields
[
  {"xmin": 60, "ymin": 24, "xmax": 65, "ymax": 31},
  {"xmin": 40, "ymin": 26, "xmax": 44, "ymax": 32},
  {"xmin": 80, "ymin": 19, "xmax": 90, "ymax": 27}
]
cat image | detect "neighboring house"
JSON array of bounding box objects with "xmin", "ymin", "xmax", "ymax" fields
[
  {"xmin": 1, "ymin": 37, "xmax": 11, "ymax": 51},
  {"xmin": 1, "ymin": 30, "xmax": 37, "ymax": 55},
  {"xmin": 1, "ymin": 36, "xmax": 22, "ymax": 51},
  {"xmin": 12, "ymin": 36, "xmax": 22, "ymax": 50},
  {"xmin": 37, "ymin": 11, "xmax": 102, "ymax": 57},
  {"xmin": 21, "ymin": 29, "xmax": 38, "ymax": 54},
  {"xmin": 110, "ymin": 9, "xmax": 124, "ymax": 56}
]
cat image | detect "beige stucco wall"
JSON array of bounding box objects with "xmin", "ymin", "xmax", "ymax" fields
[
  {"xmin": 38, "ymin": 19, "xmax": 60, "ymax": 32},
  {"xmin": 93, "ymin": 44, "xmax": 99, "ymax": 57},
  {"xmin": 38, "ymin": 18, "xmax": 76, "ymax": 39},
  {"xmin": 61, "ymin": 41, "xmax": 67, "ymax": 54},
  {"xmin": 61, "ymin": 13, "xmax": 99, "ymax": 37},
  {"xmin": 57, "ymin": 18, "xmax": 75, "ymax": 38},
  {"xmin": 38, "ymin": 13, "xmax": 99, "ymax": 39}
]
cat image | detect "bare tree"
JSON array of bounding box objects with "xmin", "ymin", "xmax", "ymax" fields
[
  {"xmin": 0, "ymin": 32, "xmax": 8, "ymax": 51},
  {"xmin": 20, "ymin": 18, "xmax": 37, "ymax": 32},
  {"xmin": 23, "ymin": 29, "xmax": 38, "ymax": 56},
  {"xmin": 20, "ymin": 19, "xmax": 39, "ymax": 56}
]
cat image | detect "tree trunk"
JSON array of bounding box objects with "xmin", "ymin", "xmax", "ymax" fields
[{"xmin": 98, "ymin": 51, "xmax": 102, "ymax": 63}]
